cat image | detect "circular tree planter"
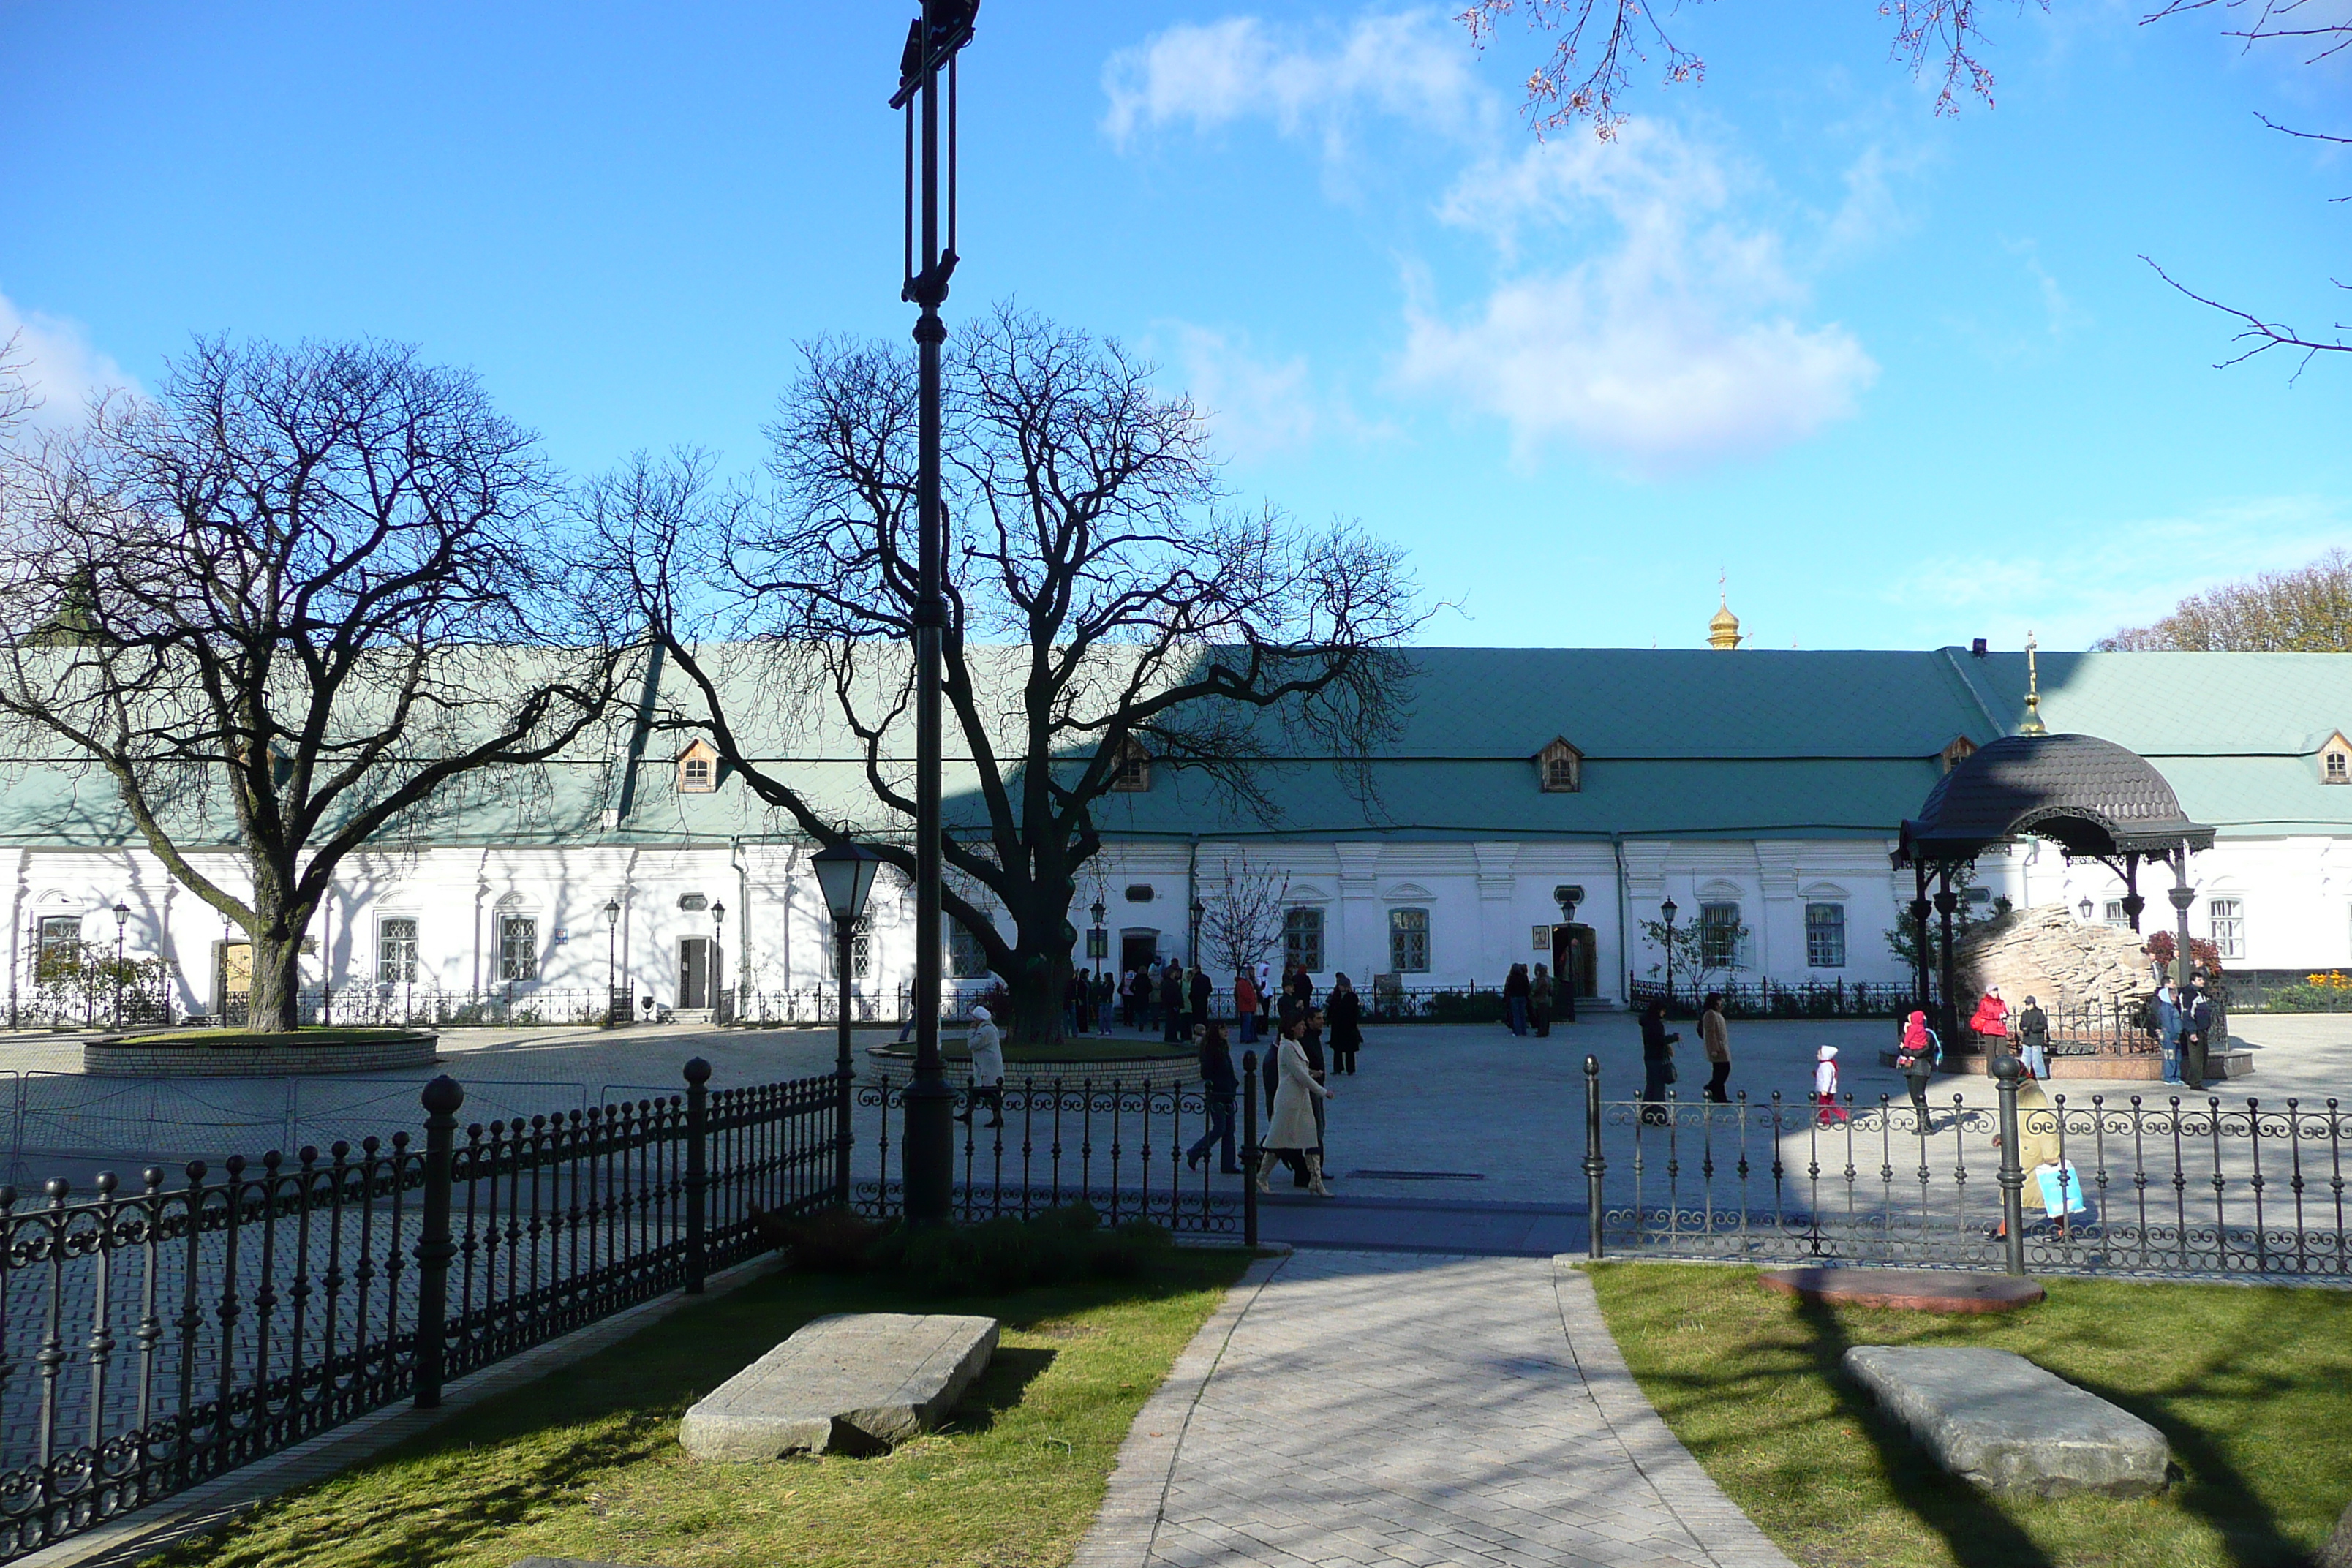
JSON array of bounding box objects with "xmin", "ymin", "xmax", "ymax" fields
[{"xmin": 83, "ymin": 1028, "xmax": 441, "ymax": 1077}]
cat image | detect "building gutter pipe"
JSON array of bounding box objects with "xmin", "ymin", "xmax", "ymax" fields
[{"xmin": 1612, "ymin": 832, "xmax": 1631, "ymax": 1006}]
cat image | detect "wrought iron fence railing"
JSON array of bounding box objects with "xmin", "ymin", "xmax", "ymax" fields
[
  {"xmin": 1580, "ymin": 1056, "xmax": 2348, "ymax": 1280},
  {"xmin": 1625, "ymin": 977, "xmax": 1913, "ymax": 1019},
  {"xmin": 0, "ymin": 1060, "xmax": 837, "ymax": 1564}
]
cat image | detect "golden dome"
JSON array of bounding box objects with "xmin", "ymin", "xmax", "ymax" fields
[{"xmin": 1708, "ymin": 598, "xmax": 1741, "ymax": 651}]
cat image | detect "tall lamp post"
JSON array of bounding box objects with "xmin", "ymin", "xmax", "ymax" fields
[
  {"xmin": 1553, "ymin": 885, "xmax": 1581, "ymax": 1024},
  {"xmin": 604, "ymin": 899, "xmax": 622, "ymax": 1026},
  {"xmin": 892, "ymin": 0, "xmax": 978, "ymax": 1225},
  {"xmin": 813, "ymin": 842, "xmax": 883, "ymax": 1205},
  {"xmin": 710, "ymin": 902, "xmax": 727, "ymax": 1023},
  {"xmin": 112, "ymin": 901, "xmax": 129, "ymax": 1030},
  {"xmin": 1659, "ymin": 896, "xmax": 1679, "ymax": 1012}
]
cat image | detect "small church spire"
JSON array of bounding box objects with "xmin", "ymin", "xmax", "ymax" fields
[
  {"xmin": 2019, "ymin": 632, "xmax": 2048, "ymax": 736},
  {"xmin": 1708, "ymin": 570, "xmax": 1741, "ymax": 651}
]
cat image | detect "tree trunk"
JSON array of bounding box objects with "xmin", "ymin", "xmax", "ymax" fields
[{"xmin": 246, "ymin": 931, "xmax": 304, "ymax": 1033}]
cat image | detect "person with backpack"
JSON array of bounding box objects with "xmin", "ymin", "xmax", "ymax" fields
[{"xmin": 1897, "ymin": 1008, "xmax": 1939, "ymax": 1124}]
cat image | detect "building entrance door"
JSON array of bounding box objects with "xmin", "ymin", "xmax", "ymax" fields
[
  {"xmin": 1119, "ymin": 932, "xmax": 1158, "ymax": 977},
  {"xmin": 1551, "ymin": 924, "xmax": 1598, "ymax": 998},
  {"xmin": 216, "ymin": 940, "xmax": 253, "ymax": 1024},
  {"xmin": 679, "ymin": 938, "xmax": 712, "ymax": 1010}
]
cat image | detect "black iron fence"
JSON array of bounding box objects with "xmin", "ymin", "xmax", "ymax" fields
[
  {"xmin": 854, "ymin": 1071, "xmax": 1243, "ymax": 1237},
  {"xmin": 1626, "ymin": 977, "xmax": 1912, "ymax": 1019},
  {"xmin": 1582, "ymin": 1057, "xmax": 2348, "ymax": 1280},
  {"xmin": 0, "ymin": 1060, "xmax": 838, "ymax": 1564}
]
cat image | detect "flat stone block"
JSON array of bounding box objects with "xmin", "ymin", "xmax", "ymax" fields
[
  {"xmin": 679, "ymin": 1312, "xmax": 997, "ymax": 1460},
  {"xmin": 1761, "ymin": 1267, "xmax": 2043, "ymax": 1313},
  {"xmin": 1844, "ymin": 1345, "xmax": 2169, "ymax": 1499}
]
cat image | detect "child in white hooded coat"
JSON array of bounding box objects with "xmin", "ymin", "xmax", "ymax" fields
[{"xmin": 1814, "ymin": 1044, "xmax": 1847, "ymax": 1126}]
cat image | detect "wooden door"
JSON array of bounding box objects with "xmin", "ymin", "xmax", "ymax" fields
[
  {"xmin": 679, "ymin": 938, "xmax": 709, "ymax": 1009},
  {"xmin": 216, "ymin": 940, "xmax": 253, "ymax": 1022}
]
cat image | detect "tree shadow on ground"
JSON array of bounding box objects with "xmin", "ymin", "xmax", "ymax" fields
[{"xmin": 943, "ymin": 1346, "xmax": 1058, "ymax": 1436}]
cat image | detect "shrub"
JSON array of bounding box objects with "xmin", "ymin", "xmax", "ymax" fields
[
  {"xmin": 755, "ymin": 1203, "xmax": 886, "ymax": 1270},
  {"xmin": 2256, "ymin": 976, "xmax": 2352, "ymax": 1013},
  {"xmin": 1426, "ymin": 988, "xmax": 1507, "ymax": 1024}
]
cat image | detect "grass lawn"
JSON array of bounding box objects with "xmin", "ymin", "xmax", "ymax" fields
[
  {"xmin": 143, "ymin": 1248, "xmax": 1251, "ymax": 1568},
  {"xmin": 1586, "ymin": 1262, "xmax": 2352, "ymax": 1568}
]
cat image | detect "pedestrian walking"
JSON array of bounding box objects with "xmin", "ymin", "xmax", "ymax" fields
[
  {"xmin": 1094, "ymin": 969, "xmax": 1115, "ymax": 1036},
  {"xmin": 956, "ymin": 1004, "xmax": 1006, "ymax": 1128},
  {"xmin": 2151, "ymin": 981, "xmax": 2182, "ymax": 1083},
  {"xmin": 1235, "ymin": 966, "xmax": 1260, "ymax": 1044},
  {"xmin": 1503, "ymin": 962, "xmax": 1531, "ymax": 1036},
  {"xmin": 1699, "ymin": 992, "xmax": 1731, "ymax": 1102},
  {"xmin": 1161, "ymin": 961, "xmax": 1185, "ymax": 1044},
  {"xmin": 2016, "ymin": 994, "xmax": 2050, "ymax": 1081},
  {"xmin": 1639, "ymin": 998, "xmax": 1679, "ymax": 1123},
  {"xmin": 1186, "ymin": 1021, "xmax": 1242, "ymax": 1174},
  {"xmin": 1813, "ymin": 1043, "xmax": 1848, "ymax": 1126},
  {"xmin": 2180, "ymin": 979, "xmax": 2215, "ymax": 1090},
  {"xmin": 1529, "ymin": 963, "xmax": 1554, "ymax": 1038},
  {"xmin": 1326, "ymin": 973, "xmax": 1362, "ymax": 1074},
  {"xmin": 1301, "ymin": 1006, "xmax": 1332, "ymax": 1182},
  {"xmin": 1896, "ymin": 1008, "xmax": 1937, "ymax": 1124},
  {"xmin": 1189, "ymin": 963, "xmax": 1212, "ymax": 1038},
  {"xmin": 1255, "ymin": 960, "xmax": 1274, "ymax": 1039},
  {"xmin": 1255, "ymin": 1019, "xmax": 1333, "ymax": 1196}
]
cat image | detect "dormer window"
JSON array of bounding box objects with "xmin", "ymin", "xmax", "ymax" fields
[
  {"xmin": 678, "ymin": 739, "xmax": 719, "ymax": 794},
  {"xmin": 1940, "ymin": 736, "xmax": 1978, "ymax": 774},
  {"xmin": 1111, "ymin": 738, "xmax": 1151, "ymax": 792},
  {"xmin": 1535, "ymin": 737, "xmax": 1583, "ymax": 794},
  {"xmin": 2323, "ymin": 731, "xmax": 2352, "ymax": 785}
]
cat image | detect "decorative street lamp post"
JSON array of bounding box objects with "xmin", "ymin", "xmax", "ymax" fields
[
  {"xmin": 1189, "ymin": 898, "xmax": 1207, "ymax": 967},
  {"xmin": 1659, "ymin": 896, "xmax": 1679, "ymax": 1012},
  {"xmin": 1553, "ymin": 885, "xmax": 1581, "ymax": 1024},
  {"xmin": 1089, "ymin": 897, "xmax": 1107, "ymax": 966},
  {"xmin": 710, "ymin": 901, "xmax": 727, "ymax": 1024},
  {"xmin": 813, "ymin": 841, "xmax": 883, "ymax": 1205},
  {"xmin": 892, "ymin": 0, "xmax": 978, "ymax": 1225},
  {"xmin": 112, "ymin": 901, "xmax": 129, "ymax": 1030},
  {"xmin": 604, "ymin": 898, "xmax": 622, "ymax": 1027}
]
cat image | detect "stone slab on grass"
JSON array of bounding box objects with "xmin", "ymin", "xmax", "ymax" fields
[
  {"xmin": 679, "ymin": 1313, "xmax": 998, "ymax": 1460},
  {"xmin": 1844, "ymin": 1345, "xmax": 2169, "ymax": 1499}
]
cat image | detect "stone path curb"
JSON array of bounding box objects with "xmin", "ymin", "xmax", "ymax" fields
[
  {"xmin": 1549, "ymin": 1259, "xmax": 1796, "ymax": 1568},
  {"xmin": 1069, "ymin": 1251, "xmax": 1294, "ymax": 1568},
  {"xmin": 12, "ymin": 1252, "xmax": 790, "ymax": 1568}
]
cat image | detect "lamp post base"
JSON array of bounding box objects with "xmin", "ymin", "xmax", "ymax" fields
[{"xmin": 902, "ymin": 1074, "xmax": 957, "ymax": 1223}]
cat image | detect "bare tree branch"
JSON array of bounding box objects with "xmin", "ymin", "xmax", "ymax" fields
[{"xmin": 2142, "ymin": 255, "xmax": 2351, "ymax": 377}]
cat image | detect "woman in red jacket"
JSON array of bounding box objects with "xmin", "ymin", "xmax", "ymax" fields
[{"xmin": 1968, "ymin": 985, "xmax": 2010, "ymax": 1050}]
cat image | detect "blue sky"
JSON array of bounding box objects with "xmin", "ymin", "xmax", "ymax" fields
[{"xmin": 3, "ymin": 1, "xmax": 2344, "ymax": 650}]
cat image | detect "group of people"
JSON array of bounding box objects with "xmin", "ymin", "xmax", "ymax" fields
[
  {"xmin": 1637, "ymin": 992, "xmax": 1738, "ymax": 1121},
  {"xmin": 1499, "ymin": 962, "xmax": 1569, "ymax": 1036},
  {"xmin": 1182, "ymin": 969, "xmax": 1362, "ymax": 1195},
  {"xmin": 1967, "ymin": 967, "xmax": 2222, "ymax": 1091}
]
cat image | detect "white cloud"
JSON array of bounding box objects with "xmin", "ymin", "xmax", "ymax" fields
[
  {"xmin": 1157, "ymin": 323, "xmax": 1319, "ymax": 461},
  {"xmin": 1101, "ymin": 10, "xmax": 1489, "ymax": 157},
  {"xmin": 1886, "ymin": 497, "xmax": 2352, "ymax": 649},
  {"xmin": 1399, "ymin": 121, "xmax": 1878, "ymax": 472},
  {"xmin": 0, "ymin": 287, "xmax": 137, "ymax": 439}
]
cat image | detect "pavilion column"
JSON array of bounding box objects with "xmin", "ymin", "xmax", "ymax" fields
[
  {"xmin": 1910, "ymin": 861, "xmax": 1933, "ymax": 1014},
  {"xmin": 1934, "ymin": 867, "xmax": 1959, "ymax": 1048}
]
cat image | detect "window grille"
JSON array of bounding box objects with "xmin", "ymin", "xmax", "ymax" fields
[
  {"xmin": 1803, "ymin": 903, "xmax": 1846, "ymax": 968},
  {"xmin": 949, "ymin": 921, "xmax": 990, "ymax": 979},
  {"xmin": 2209, "ymin": 898, "xmax": 2244, "ymax": 962},
  {"xmin": 834, "ymin": 914, "xmax": 872, "ymax": 979},
  {"xmin": 1284, "ymin": 906, "xmax": 1324, "ymax": 972},
  {"xmin": 35, "ymin": 915, "xmax": 80, "ymax": 979},
  {"xmin": 2103, "ymin": 900, "xmax": 2130, "ymax": 927},
  {"xmin": 498, "ymin": 916, "xmax": 539, "ymax": 981},
  {"xmin": 2329, "ymin": 750, "xmax": 2348, "ymax": 784},
  {"xmin": 378, "ymin": 917, "xmax": 418, "ymax": 985},
  {"xmin": 1388, "ymin": 907, "xmax": 1429, "ymax": 973},
  {"xmin": 682, "ymin": 755, "xmax": 713, "ymax": 791},
  {"xmin": 1698, "ymin": 902, "xmax": 1742, "ymax": 968}
]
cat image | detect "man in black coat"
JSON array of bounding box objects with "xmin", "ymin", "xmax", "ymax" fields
[
  {"xmin": 1185, "ymin": 1022, "xmax": 1241, "ymax": 1173},
  {"xmin": 2180, "ymin": 981, "xmax": 2216, "ymax": 1091},
  {"xmin": 1160, "ymin": 962, "xmax": 1184, "ymax": 1043},
  {"xmin": 1188, "ymin": 965, "xmax": 1212, "ymax": 1039}
]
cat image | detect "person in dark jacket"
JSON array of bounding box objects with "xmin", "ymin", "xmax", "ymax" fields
[
  {"xmin": 1639, "ymin": 998, "xmax": 1679, "ymax": 1124},
  {"xmin": 1185, "ymin": 1022, "xmax": 1242, "ymax": 1173},
  {"xmin": 2180, "ymin": 980, "xmax": 2216, "ymax": 1090},
  {"xmin": 1160, "ymin": 962, "xmax": 1184, "ymax": 1043},
  {"xmin": 1326, "ymin": 973, "xmax": 1363, "ymax": 1074},
  {"xmin": 1503, "ymin": 962, "xmax": 1531, "ymax": 1036},
  {"xmin": 1529, "ymin": 964, "xmax": 1555, "ymax": 1038},
  {"xmin": 1298, "ymin": 1006, "xmax": 1331, "ymax": 1186},
  {"xmin": 2016, "ymin": 995, "xmax": 2051, "ymax": 1079},
  {"xmin": 1188, "ymin": 965, "xmax": 1213, "ymax": 1037}
]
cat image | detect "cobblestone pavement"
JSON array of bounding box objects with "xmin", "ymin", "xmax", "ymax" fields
[{"xmin": 1075, "ymin": 1249, "xmax": 1792, "ymax": 1568}]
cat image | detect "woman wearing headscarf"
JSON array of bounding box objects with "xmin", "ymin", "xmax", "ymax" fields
[
  {"xmin": 1896, "ymin": 1009, "xmax": 1938, "ymax": 1125},
  {"xmin": 956, "ymin": 1005, "xmax": 1006, "ymax": 1128},
  {"xmin": 1256, "ymin": 1017, "xmax": 1334, "ymax": 1196}
]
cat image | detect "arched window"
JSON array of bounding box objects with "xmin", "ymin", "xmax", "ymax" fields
[
  {"xmin": 1387, "ymin": 908, "xmax": 1429, "ymax": 973},
  {"xmin": 494, "ymin": 895, "xmax": 539, "ymax": 982},
  {"xmin": 377, "ymin": 917, "xmax": 419, "ymax": 984},
  {"xmin": 678, "ymin": 739, "xmax": 719, "ymax": 794}
]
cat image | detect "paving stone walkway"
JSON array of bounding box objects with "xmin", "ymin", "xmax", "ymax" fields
[{"xmin": 1076, "ymin": 1250, "xmax": 1793, "ymax": 1568}]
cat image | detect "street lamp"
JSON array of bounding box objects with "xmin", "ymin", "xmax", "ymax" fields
[
  {"xmin": 2078, "ymin": 895, "xmax": 2095, "ymax": 922},
  {"xmin": 813, "ymin": 841, "xmax": 884, "ymax": 1203},
  {"xmin": 604, "ymin": 898, "xmax": 622, "ymax": 1027},
  {"xmin": 1659, "ymin": 897, "xmax": 1679, "ymax": 1011},
  {"xmin": 1189, "ymin": 897, "xmax": 1206, "ymax": 965},
  {"xmin": 1089, "ymin": 897, "xmax": 1107, "ymax": 964},
  {"xmin": 112, "ymin": 901, "xmax": 129, "ymax": 1030},
  {"xmin": 892, "ymin": 0, "xmax": 979, "ymax": 1225},
  {"xmin": 710, "ymin": 901, "xmax": 728, "ymax": 1022}
]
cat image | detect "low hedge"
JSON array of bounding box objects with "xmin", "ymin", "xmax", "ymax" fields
[{"xmin": 757, "ymin": 1200, "xmax": 1175, "ymax": 1294}]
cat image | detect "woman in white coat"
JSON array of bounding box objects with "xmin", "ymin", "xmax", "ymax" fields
[{"xmin": 1256, "ymin": 1019, "xmax": 1334, "ymax": 1196}]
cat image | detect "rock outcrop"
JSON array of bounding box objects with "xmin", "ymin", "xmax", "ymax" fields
[{"xmin": 1952, "ymin": 902, "xmax": 2154, "ymax": 1022}]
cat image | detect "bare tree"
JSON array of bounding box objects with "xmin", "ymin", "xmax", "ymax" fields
[
  {"xmin": 2098, "ymin": 548, "xmax": 2352, "ymax": 650},
  {"xmin": 0, "ymin": 338, "xmax": 625, "ymax": 1031},
  {"xmin": 0, "ymin": 331, "xmax": 34, "ymax": 439},
  {"xmin": 1199, "ymin": 855, "xmax": 1292, "ymax": 981},
  {"xmin": 593, "ymin": 305, "xmax": 1424, "ymax": 1043}
]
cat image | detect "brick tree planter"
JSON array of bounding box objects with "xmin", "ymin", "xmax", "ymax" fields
[
  {"xmin": 83, "ymin": 1031, "xmax": 441, "ymax": 1077},
  {"xmin": 1880, "ymin": 1048, "xmax": 2253, "ymax": 1081}
]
